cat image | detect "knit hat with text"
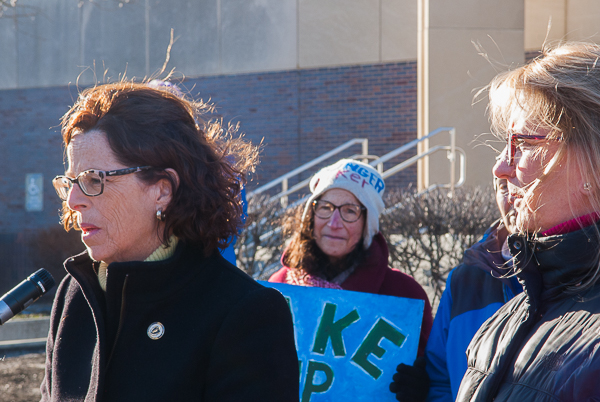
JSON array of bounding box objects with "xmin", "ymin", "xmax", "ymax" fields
[{"xmin": 302, "ymin": 159, "xmax": 386, "ymax": 249}]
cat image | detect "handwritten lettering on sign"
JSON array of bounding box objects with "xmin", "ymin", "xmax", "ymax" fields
[{"xmin": 260, "ymin": 282, "xmax": 424, "ymax": 401}]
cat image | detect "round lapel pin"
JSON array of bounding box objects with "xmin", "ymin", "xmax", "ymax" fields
[{"xmin": 147, "ymin": 322, "xmax": 165, "ymax": 340}]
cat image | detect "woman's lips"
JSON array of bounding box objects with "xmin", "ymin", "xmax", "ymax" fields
[
  {"xmin": 509, "ymin": 193, "xmax": 523, "ymax": 205},
  {"xmin": 322, "ymin": 234, "xmax": 346, "ymax": 240},
  {"xmin": 79, "ymin": 223, "xmax": 100, "ymax": 236}
]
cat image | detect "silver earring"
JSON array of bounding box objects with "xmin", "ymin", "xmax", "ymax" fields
[
  {"xmin": 584, "ymin": 183, "xmax": 592, "ymax": 191},
  {"xmin": 156, "ymin": 210, "xmax": 164, "ymax": 221}
]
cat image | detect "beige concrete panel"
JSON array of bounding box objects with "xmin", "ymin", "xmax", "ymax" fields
[
  {"xmin": 429, "ymin": 0, "xmax": 523, "ymax": 30},
  {"xmin": 0, "ymin": 16, "xmax": 17, "ymax": 89},
  {"xmin": 77, "ymin": 2, "xmax": 147, "ymax": 86},
  {"xmin": 299, "ymin": 0, "xmax": 380, "ymax": 68},
  {"xmin": 566, "ymin": 0, "xmax": 600, "ymax": 43},
  {"xmin": 14, "ymin": 0, "xmax": 81, "ymax": 88},
  {"xmin": 220, "ymin": 0, "xmax": 297, "ymax": 74},
  {"xmin": 148, "ymin": 0, "xmax": 220, "ymax": 77},
  {"xmin": 381, "ymin": 0, "xmax": 418, "ymax": 61},
  {"xmin": 427, "ymin": 29, "xmax": 524, "ymax": 187},
  {"xmin": 525, "ymin": 0, "xmax": 565, "ymax": 51}
]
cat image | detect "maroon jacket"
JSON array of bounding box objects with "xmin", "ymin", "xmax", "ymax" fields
[{"xmin": 269, "ymin": 233, "xmax": 433, "ymax": 357}]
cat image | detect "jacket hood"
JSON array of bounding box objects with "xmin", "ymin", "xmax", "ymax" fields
[{"xmin": 462, "ymin": 220, "xmax": 516, "ymax": 291}]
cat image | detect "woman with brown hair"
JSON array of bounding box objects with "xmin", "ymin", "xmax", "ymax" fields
[
  {"xmin": 42, "ymin": 82, "xmax": 299, "ymax": 401},
  {"xmin": 269, "ymin": 158, "xmax": 433, "ymax": 401}
]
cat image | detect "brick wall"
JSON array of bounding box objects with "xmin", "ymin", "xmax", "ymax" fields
[
  {"xmin": 184, "ymin": 61, "xmax": 418, "ymax": 196},
  {"xmin": 0, "ymin": 60, "xmax": 418, "ymax": 289},
  {"xmin": 0, "ymin": 86, "xmax": 76, "ymax": 234}
]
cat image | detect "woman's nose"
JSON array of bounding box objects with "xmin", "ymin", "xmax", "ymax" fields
[
  {"xmin": 66, "ymin": 182, "xmax": 88, "ymax": 211},
  {"xmin": 327, "ymin": 209, "xmax": 344, "ymax": 228},
  {"xmin": 493, "ymin": 146, "xmax": 514, "ymax": 179}
]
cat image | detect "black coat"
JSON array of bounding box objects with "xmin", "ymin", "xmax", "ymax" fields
[
  {"xmin": 40, "ymin": 242, "xmax": 299, "ymax": 402},
  {"xmin": 456, "ymin": 224, "xmax": 600, "ymax": 401}
]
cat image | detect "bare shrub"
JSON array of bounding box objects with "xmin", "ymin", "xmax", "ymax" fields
[
  {"xmin": 238, "ymin": 186, "xmax": 497, "ymax": 304},
  {"xmin": 235, "ymin": 195, "xmax": 296, "ymax": 280},
  {"xmin": 380, "ymin": 186, "xmax": 497, "ymax": 306}
]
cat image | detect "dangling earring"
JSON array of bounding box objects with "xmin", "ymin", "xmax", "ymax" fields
[
  {"xmin": 156, "ymin": 210, "xmax": 164, "ymax": 221},
  {"xmin": 584, "ymin": 183, "xmax": 592, "ymax": 191}
]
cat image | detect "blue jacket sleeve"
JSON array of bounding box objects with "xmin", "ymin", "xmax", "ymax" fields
[
  {"xmin": 219, "ymin": 186, "xmax": 247, "ymax": 265},
  {"xmin": 425, "ymin": 271, "xmax": 454, "ymax": 402}
]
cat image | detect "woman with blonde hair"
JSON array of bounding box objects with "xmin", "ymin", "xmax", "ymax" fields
[{"xmin": 457, "ymin": 42, "xmax": 600, "ymax": 401}]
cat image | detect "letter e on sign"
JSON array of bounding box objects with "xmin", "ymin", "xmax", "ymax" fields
[{"xmin": 351, "ymin": 318, "xmax": 406, "ymax": 379}]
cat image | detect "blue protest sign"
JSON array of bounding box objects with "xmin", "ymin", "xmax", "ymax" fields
[{"xmin": 259, "ymin": 281, "xmax": 424, "ymax": 401}]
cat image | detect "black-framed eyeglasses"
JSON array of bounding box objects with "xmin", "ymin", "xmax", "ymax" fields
[
  {"xmin": 52, "ymin": 166, "xmax": 153, "ymax": 201},
  {"xmin": 312, "ymin": 199, "xmax": 366, "ymax": 223},
  {"xmin": 507, "ymin": 132, "xmax": 550, "ymax": 166}
]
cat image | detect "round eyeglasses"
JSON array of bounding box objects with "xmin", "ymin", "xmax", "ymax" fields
[
  {"xmin": 312, "ymin": 199, "xmax": 366, "ymax": 223},
  {"xmin": 52, "ymin": 166, "xmax": 152, "ymax": 201}
]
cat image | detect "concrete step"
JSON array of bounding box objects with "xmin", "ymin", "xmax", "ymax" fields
[
  {"xmin": 0, "ymin": 317, "xmax": 50, "ymax": 342},
  {"xmin": 0, "ymin": 337, "xmax": 47, "ymax": 352},
  {"xmin": 0, "ymin": 317, "xmax": 49, "ymax": 352}
]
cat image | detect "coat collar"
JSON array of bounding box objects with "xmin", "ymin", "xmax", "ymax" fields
[
  {"xmin": 65, "ymin": 242, "xmax": 216, "ymax": 304},
  {"xmin": 508, "ymin": 222, "xmax": 600, "ymax": 305}
]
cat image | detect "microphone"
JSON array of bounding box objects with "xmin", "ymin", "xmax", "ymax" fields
[{"xmin": 0, "ymin": 268, "xmax": 56, "ymax": 325}]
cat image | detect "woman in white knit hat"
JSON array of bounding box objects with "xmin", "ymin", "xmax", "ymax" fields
[{"xmin": 269, "ymin": 158, "xmax": 433, "ymax": 401}]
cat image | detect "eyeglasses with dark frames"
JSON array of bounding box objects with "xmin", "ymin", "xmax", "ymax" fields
[
  {"xmin": 507, "ymin": 132, "xmax": 550, "ymax": 166},
  {"xmin": 312, "ymin": 199, "xmax": 366, "ymax": 223},
  {"xmin": 52, "ymin": 166, "xmax": 153, "ymax": 201}
]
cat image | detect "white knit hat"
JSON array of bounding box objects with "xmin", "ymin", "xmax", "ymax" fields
[{"xmin": 302, "ymin": 159, "xmax": 386, "ymax": 249}]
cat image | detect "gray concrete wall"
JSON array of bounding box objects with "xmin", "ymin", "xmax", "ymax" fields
[
  {"xmin": 0, "ymin": 0, "xmax": 418, "ymax": 90},
  {"xmin": 526, "ymin": 0, "xmax": 600, "ymax": 51},
  {"xmin": 525, "ymin": 0, "xmax": 565, "ymax": 51},
  {"xmin": 420, "ymin": 0, "xmax": 524, "ymax": 188}
]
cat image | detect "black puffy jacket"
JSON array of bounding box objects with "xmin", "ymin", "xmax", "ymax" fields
[{"xmin": 456, "ymin": 223, "xmax": 600, "ymax": 402}]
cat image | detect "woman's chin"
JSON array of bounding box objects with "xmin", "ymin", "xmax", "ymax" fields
[
  {"xmin": 515, "ymin": 217, "xmax": 535, "ymax": 234},
  {"xmin": 84, "ymin": 245, "xmax": 109, "ymax": 263},
  {"xmin": 326, "ymin": 255, "xmax": 342, "ymax": 264}
]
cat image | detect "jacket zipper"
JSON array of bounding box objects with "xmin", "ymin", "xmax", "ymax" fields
[
  {"xmin": 486, "ymin": 306, "xmax": 537, "ymax": 402},
  {"xmin": 105, "ymin": 274, "xmax": 129, "ymax": 372}
]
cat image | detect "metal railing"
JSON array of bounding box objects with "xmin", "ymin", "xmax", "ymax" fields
[
  {"xmin": 368, "ymin": 127, "xmax": 465, "ymax": 197},
  {"xmin": 242, "ymin": 127, "xmax": 466, "ymax": 252},
  {"xmin": 249, "ymin": 138, "xmax": 369, "ymax": 206},
  {"xmin": 248, "ymin": 126, "xmax": 465, "ymax": 207}
]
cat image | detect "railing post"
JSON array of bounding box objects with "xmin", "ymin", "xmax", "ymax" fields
[
  {"xmin": 449, "ymin": 128, "xmax": 456, "ymax": 198},
  {"xmin": 362, "ymin": 139, "xmax": 369, "ymax": 164},
  {"xmin": 281, "ymin": 179, "xmax": 288, "ymax": 208}
]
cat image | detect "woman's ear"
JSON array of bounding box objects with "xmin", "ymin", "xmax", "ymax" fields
[{"xmin": 156, "ymin": 168, "xmax": 180, "ymax": 210}]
